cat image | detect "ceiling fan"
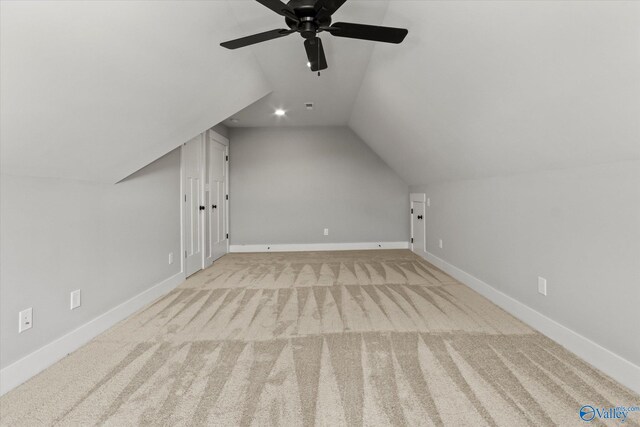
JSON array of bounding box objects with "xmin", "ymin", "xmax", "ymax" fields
[{"xmin": 220, "ymin": 0, "xmax": 408, "ymax": 72}]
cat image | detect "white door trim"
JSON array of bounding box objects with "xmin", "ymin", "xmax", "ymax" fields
[
  {"xmin": 180, "ymin": 145, "xmax": 185, "ymax": 276},
  {"xmin": 199, "ymin": 135, "xmax": 207, "ymax": 269}
]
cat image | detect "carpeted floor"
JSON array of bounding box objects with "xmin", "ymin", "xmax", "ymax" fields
[{"xmin": 1, "ymin": 250, "xmax": 637, "ymax": 426}]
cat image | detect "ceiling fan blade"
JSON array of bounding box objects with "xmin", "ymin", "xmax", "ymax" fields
[
  {"xmin": 327, "ymin": 22, "xmax": 408, "ymax": 44},
  {"xmin": 304, "ymin": 37, "xmax": 328, "ymax": 71},
  {"xmin": 220, "ymin": 29, "xmax": 294, "ymax": 50},
  {"xmin": 315, "ymin": 0, "xmax": 347, "ymax": 21},
  {"xmin": 255, "ymin": 0, "xmax": 299, "ymax": 21}
]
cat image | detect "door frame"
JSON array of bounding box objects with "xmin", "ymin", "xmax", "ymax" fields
[
  {"xmin": 180, "ymin": 129, "xmax": 230, "ymax": 276},
  {"xmin": 410, "ymin": 193, "xmax": 426, "ymax": 253},
  {"xmin": 205, "ymin": 129, "xmax": 229, "ymax": 266}
]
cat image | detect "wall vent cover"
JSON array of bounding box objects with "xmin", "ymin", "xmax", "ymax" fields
[{"xmin": 305, "ymin": 102, "xmax": 314, "ymax": 110}]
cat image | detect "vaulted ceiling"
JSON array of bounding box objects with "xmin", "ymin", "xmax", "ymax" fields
[
  {"xmin": 0, "ymin": 1, "xmax": 270, "ymax": 183},
  {"xmin": 222, "ymin": 0, "xmax": 389, "ymax": 128},
  {"xmin": 2, "ymin": 1, "xmax": 638, "ymax": 185},
  {"xmin": 349, "ymin": 1, "xmax": 640, "ymax": 184}
]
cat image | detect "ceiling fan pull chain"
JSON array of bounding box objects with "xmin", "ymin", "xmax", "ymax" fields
[{"xmin": 317, "ymin": 36, "xmax": 321, "ymax": 77}]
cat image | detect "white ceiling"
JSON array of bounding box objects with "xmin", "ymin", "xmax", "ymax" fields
[
  {"xmin": 0, "ymin": 1, "xmax": 270, "ymax": 183},
  {"xmin": 2, "ymin": 1, "xmax": 638, "ymax": 186},
  {"xmin": 223, "ymin": 0, "xmax": 390, "ymax": 127},
  {"xmin": 350, "ymin": 1, "xmax": 640, "ymax": 185}
]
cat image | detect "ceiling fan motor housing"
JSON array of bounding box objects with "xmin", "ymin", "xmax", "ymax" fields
[
  {"xmin": 285, "ymin": 0, "xmax": 332, "ymax": 38},
  {"xmin": 299, "ymin": 17, "xmax": 318, "ymax": 39}
]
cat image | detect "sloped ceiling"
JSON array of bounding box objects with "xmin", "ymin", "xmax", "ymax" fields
[
  {"xmin": 349, "ymin": 1, "xmax": 640, "ymax": 185},
  {"xmin": 223, "ymin": 0, "xmax": 389, "ymax": 128},
  {"xmin": 3, "ymin": 1, "xmax": 638, "ymax": 185},
  {"xmin": 0, "ymin": 1, "xmax": 270, "ymax": 183}
]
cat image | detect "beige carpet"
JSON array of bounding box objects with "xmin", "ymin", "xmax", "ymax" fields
[{"xmin": 1, "ymin": 250, "xmax": 637, "ymax": 426}]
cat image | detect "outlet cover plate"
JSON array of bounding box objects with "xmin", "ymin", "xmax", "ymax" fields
[
  {"xmin": 19, "ymin": 308, "xmax": 33, "ymax": 333},
  {"xmin": 538, "ymin": 277, "xmax": 547, "ymax": 296},
  {"xmin": 70, "ymin": 290, "xmax": 81, "ymax": 310}
]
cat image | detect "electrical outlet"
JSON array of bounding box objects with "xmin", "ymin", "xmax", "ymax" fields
[
  {"xmin": 324, "ymin": 228, "xmax": 329, "ymax": 236},
  {"xmin": 439, "ymin": 239, "xmax": 443, "ymax": 249},
  {"xmin": 427, "ymin": 198, "xmax": 431, "ymax": 207},
  {"xmin": 168, "ymin": 252, "xmax": 174, "ymax": 265},
  {"xmin": 538, "ymin": 277, "xmax": 547, "ymax": 296},
  {"xmin": 19, "ymin": 308, "xmax": 32, "ymax": 333},
  {"xmin": 70, "ymin": 290, "xmax": 81, "ymax": 310}
]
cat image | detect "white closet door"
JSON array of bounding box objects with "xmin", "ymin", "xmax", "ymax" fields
[
  {"xmin": 208, "ymin": 135, "xmax": 228, "ymax": 261},
  {"xmin": 182, "ymin": 135, "xmax": 204, "ymax": 277},
  {"xmin": 410, "ymin": 193, "xmax": 426, "ymax": 255},
  {"xmin": 411, "ymin": 201, "xmax": 426, "ymax": 254}
]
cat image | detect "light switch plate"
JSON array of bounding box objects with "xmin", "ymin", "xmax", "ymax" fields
[{"xmin": 324, "ymin": 228, "xmax": 329, "ymax": 236}]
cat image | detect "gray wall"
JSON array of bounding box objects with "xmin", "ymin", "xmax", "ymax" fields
[
  {"xmin": 230, "ymin": 127, "xmax": 409, "ymax": 245},
  {"xmin": 410, "ymin": 160, "xmax": 640, "ymax": 366},
  {"xmin": 0, "ymin": 149, "xmax": 182, "ymax": 369}
]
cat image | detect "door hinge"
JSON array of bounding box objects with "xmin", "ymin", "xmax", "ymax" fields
[
  {"xmin": 411, "ymin": 238, "xmax": 414, "ymax": 243},
  {"xmin": 411, "ymin": 208, "xmax": 413, "ymax": 214},
  {"xmin": 226, "ymin": 194, "xmax": 229, "ymax": 200},
  {"xmin": 184, "ymin": 194, "xmax": 187, "ymax": 202},
  {"xmin": 225, "ymin": 155, "xmax": 228, "ymax": 161},
  {"xmin": 184, "ymin": 250, "xmax": 187, "ymax": 258},
  {"xmin": 226, "ymin": 233, "xmax": 229, "ymax": 239}
]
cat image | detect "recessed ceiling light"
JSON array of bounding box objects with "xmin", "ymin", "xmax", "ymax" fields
[
  {"xmin": 306, "ymin": 61, "xmax": 311, "ymax": 68},
  {"xmin": 274, "ymin": 109, "xmax": 286, "ymax": 116},
  {"xmin": 230, "ymin": 118, "xmax": 239, "ymax": 123}
]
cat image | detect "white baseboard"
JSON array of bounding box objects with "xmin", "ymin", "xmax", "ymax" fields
[
  {"xmin": 0, "ymin": 271, "xmax": 185, "ymax": 396},
  {"xmin": 229, "ymin": 241, "xmax": 409, "ymax": 253},
  {"xmin": 5, "ymin": 250, "xmax": 636, "ymax": 397},
  {"xmin": 417, "ymin": 250, "xmax": 640, "ymax": 395}
]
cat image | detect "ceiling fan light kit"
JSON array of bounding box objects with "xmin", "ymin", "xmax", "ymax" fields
[{"xmin": 220, "ymin": 0, "xmax": 408, "ymax": 73}]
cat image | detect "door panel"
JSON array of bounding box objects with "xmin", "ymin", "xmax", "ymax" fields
[
  {"xmin": 204, "ymin": 190, "xmax": 211, "ymax": 261},
  {"xmin": 208, "ymin": 137, "xmax": 228, "ymax": 262},
  {"xmin": 183, "ymin": 135, "xmax": 204, "ymax": 277},
  {"xmin": 411, "ymin": 201, "xmax": 426, "ymax": 254},
  {"xmin": 205, "ymin": 180, "xmax": 220, "ymax": 263}
]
